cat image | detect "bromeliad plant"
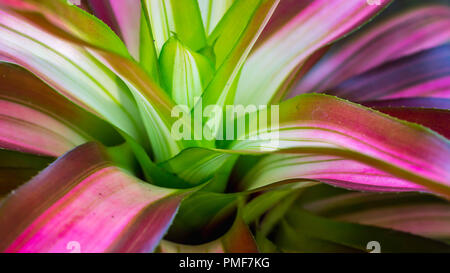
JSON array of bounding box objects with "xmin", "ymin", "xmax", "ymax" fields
[{"xmin": 0, "ymin": 0, "xmax": 449, "ymax": 253}]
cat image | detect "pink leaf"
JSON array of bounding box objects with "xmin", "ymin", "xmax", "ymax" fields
[
  {"xmin": 327, "ymin": 44, "xmax": 450, "ymax": 101},
  {"xmin": 235, "ymin": 0, "xmax": 393, "ymax": 106},
  {"xmin": 239, "ymin": 154, "xmax": 427, "ymax": 193},
  {"xmin": 88, "ymin": 0, "xmax": 142, "ymax": 60},
  {"xmin": 292, "ymin": 5, "xmax": 450, "ymax": 96},
  {"xmin": 0, "ymin": 142, "xmax": 185, "ymax": 253},
  {"xmin": 372, "ymin": 107, "xmax": 450, "ymax": 139},
  {"xmin": 0, "ymin": 63, "xmax": 121, "ymax": 156},
  {"xmin": 363, "ymin": 97, "xmax": 450, "ymax": 110},
  {"xmin": 228, "ymin": 94, "xmax": 450, "ymax": 198}
]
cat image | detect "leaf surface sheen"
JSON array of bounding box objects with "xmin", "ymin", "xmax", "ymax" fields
[{"xmin": 0, "ymin": 142, "xmax": 186, "ymax": 253}]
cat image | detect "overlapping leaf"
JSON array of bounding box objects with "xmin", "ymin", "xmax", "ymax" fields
[
  {"xmin": 275, "ymin": 208, "xmax": 450, "ymax": 253},
  {"xmin": 197, "ymin": 0, "xmax": 234, "ymax": 35},
  {"xmin": 0, "ymin": 62, "xmax": 122, "ymax": 156},
  {"xmin": 363, "ymin": 97, "xmax": 450, "ymax": 110},
  {"xmin": 225, "ymin": 94, "xmax": 450, "ymax": 198},
  {"xmin": 335, "ymin": 203, "xmax": 450, "ymax": 242},
  {"xmin": 235, "ymin": 0, "xmax": 393, "ymax": 106},
  {"xmin": 298, "ymin": 188, "xmax": 450, "ymax": 242},
  {"xmin": 0, "ymin": 0, "xmax": 449, "ymax": 254},
  {"xmin": 159, "ymin": 37, "xmax": 214, "ymax": 108},
  {"xmin": 142, "ymin": 0, "xmax": 206, "ymax": 54},
  {"xmin": 0, "ymin": 142, "xmax": 186, "ymax": 253},
  {"xmin": 198, "ymin": 0, "xmax": 279, "ymax": 114},
  {"xmin": 160, "ymin": 148, "xmax": 232, "ymax": 185},
  {"xmin": 362, "ymin": 98, "xmax": 450, "ymax": 138},
  {"xmin": 87, "ymin": 0, "xmax": 159, "ymax": 81},
  {"xmin": 0, "ymin": 5, "xmax": 146, "ymax": 144},
  {"xmin": 328, "ymin": 44, "xmax": 450, "ymax": 101},
  {"xmin": 0, "ymin": 0, "xmax": 190, "ymax": 162},
  {"xmin": 238, "ymin": 154, "xmax": 426, "ymax": 192},
  {"xmin": 87, "ymin": 0, "xmax": 142, "ymax": 59},
  {"xmin": 91, "ymin": 50, "xmax": 185, "ymax": 162},
  {"xmin": 166, "ymin": 157, "xmax": 238, "ymax": 242},
  {"xmin": 372, "ymin": 107, "xmax": 450, "ymax": 139},
  {"xmin": 159, "ymin": 215, "xmax": 258, "ymax": 253},
  {"xmin": 293, "ymin": 5, "xmax": 450, "ymax": 96},
  {"xmin": 0, "ymin": 149, "xmax": 53, "ymax": 196}
]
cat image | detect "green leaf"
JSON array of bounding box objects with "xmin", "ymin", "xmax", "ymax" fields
[
  {"xmin": 0, "ymin": 149, "xmax": 53, "ymax": 196},
  {"xmin": 116, "ymin": 131, "xmax": 192, "ymax": 188},
  {"xmin": 254, "ymin": 231, "xmax": 279, "ymax": 253},
  {"xmin": 139, "ymin": 8, "xmax": 160, "ymax": 82},
  {"xmin": 166, "ymin": 158, "xmax": 239, "ymax": 243},
  {"xmin": 197, "ymin": 0, "xmax": 279, "ymax": 130},
  {"xmin": 275, "ymin": 220, "xmax": 360, "ymax": 253},
  {"xmin": 166, "ymin": 191, "xmax": 237, "ymax": 243},
  {"xmin": 197, "ymin": 0, "xmax": 234, "ymax": 35},
  {"xmin": 243, "ymin": 187, "xmax": 295, "ymax": 224},
  {"xmin": 258, "ymin": 190, "xmax": 302, "ymax": 237},
  {"xmin": 207, "ymin": 0, "xmax": 276, "ymax": 68},
  {"xmin": 92, "ymin": 50, "xmax": 184, "ymax": 162},
  {"xmin": 159, "ymin": 214, "xmax": 258, "ymax": 253},
  {"xmin": 281, "ymin": 208, "xmax": 450, "ymax": 252},
  {"xmin": 160, "ymin": 147, "xmax": 232, "ymax": 186},
  {"xmin": 297, "ymin": 186, "xmax": 450, "ymax": 242},
  {"xmin": 142, "ymin": 0, "xmax": 206, "ymax": 54},
  {"xmin": 159, "ymin": 37, "xmax": 214, "ymax": 108}
]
